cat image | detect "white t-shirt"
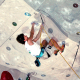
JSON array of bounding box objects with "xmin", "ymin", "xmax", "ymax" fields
[{"xmin": 25, "ymin": 41, "xmax": 41, "ymax": 56}]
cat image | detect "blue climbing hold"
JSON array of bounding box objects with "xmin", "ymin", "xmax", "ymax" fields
[
  {"xmin": 41, "ymin": 74, "xmax": 46, "ymax": 77},
  {"xmin": 25, "ymin": 12, "xmax": 31, "ymax": 16},
  {"xmin": 66, "ymin": 74, "xmax": 70, "ymax": 77}
]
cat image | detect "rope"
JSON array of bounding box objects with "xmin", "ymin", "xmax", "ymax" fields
[
  {"xmin": 72, "ymin": 45, "xmax": 79, "ymax": 67},
  {"xmin": 60, "ymin": 53, "xmax": 80, "ymax": 78},
  {"xmin": 40, "ymin": 14, "xmax": 80, "ymax": 79},
  {"xmin": 40, "ymin": 25, "xmax": 43, "ymax": 48}
]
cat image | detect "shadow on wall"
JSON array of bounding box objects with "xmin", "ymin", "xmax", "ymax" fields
[{"xmin": 0, "ymin": 0, "xmax": 5, "ymax": 5}]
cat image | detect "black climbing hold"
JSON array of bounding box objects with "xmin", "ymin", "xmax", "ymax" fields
[
  {"xmin": 6, "ymin": 47, "xmax": 11, "ymax": 51},
  {"xmin": 66, "ymin": 74, "xmax": 70, "ymax": 77},
  {"xmin": 12, "ymin": 22, "xmax": 17, "ymax": 26},
  {"xmin": 41, "ymin": 74, "xmax": 46, "ymax": 77},
  {"xmin": 48, "ymin": 28, "xmax": 53, "ymax": 34},
  {"xmin": 73, "ymin": 3, "xmax": 78, "ymax": 8}
]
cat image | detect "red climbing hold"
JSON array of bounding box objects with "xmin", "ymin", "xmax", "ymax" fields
[
  {"xmin": 1, "ymin": 71, "xmax": 14, "ymax": 80},
  {"xmin": 73, "ymin": 3, "xmax": 78, "ymax": 8}
]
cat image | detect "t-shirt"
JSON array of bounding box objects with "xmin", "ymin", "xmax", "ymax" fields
[{"xmin": 25, "ymin": 41, "xmax": 41, "ymax": 56}]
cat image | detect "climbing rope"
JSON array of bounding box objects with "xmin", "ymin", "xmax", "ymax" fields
[
  {"xmin": 40, "ymin": 14, "xmax": 80, "ymax": 79},
  {"xmin": 72, "ymin": 45, "xmax": 79, "ymax": 67},
  {"xmin": 40, "ymin": 24, "xmax": 43, "ymax": 48}
]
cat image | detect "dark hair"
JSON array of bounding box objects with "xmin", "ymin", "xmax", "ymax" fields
[{"xmin": 16, "ymin": 33, "xmax": 25, "ymax": 44}]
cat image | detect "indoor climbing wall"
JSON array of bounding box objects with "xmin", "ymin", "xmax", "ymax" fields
[
  {"xmin": 24, "ymin": 0, "xmax": 80, "ymax": 43},
  {"xmin": 0, "ymin": 0, "xmax": 5, "ymax": 5},
  {"xmin": 0, "ymin": 0, "xmax": 80, "ymax": 80}
]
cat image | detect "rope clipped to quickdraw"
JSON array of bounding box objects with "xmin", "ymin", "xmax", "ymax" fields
[{"xmin": 40, "ymin": 13, "xmax": 80, "ymax": 79}]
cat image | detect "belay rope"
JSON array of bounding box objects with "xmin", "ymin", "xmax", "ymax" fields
[
  {"xmin": 40, "ymin": 14, "xmax": 44, "ymax": 48},
  {"xmin": 39, "ymin": 13, "xmax": 80, "ymax": 79},
  {"xmin": 40, "ymin": 14, "xmax": 51, "ymax": 58},
  {"xmin": 72, "ymin": 45, "xmax": 79, "ymax": 67}
]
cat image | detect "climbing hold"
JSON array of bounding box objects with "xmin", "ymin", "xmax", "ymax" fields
[
  {"xmin": 48, "ymin": 28, "xmax": 53, "ymax": 33},
  {"xmin": 6, "ymin": 63, "xmax": 10, "ymax": 65},
  {"xmin": 12, "ymin": 22, "xmax": 17, "ymax": 26},
  {"xmin": 29, "ymin": 51, "xmax": 31, "ymax": 53},
  {"xmin": 26, "ymin": 76, "xmax": 30, "ymax": 80},
  {"xmin": 6, "ymin": 47, "xmax": 11, "ymax": 51},
  {"xmin": 25, "ymin": 12, "xmax": 31, "ymax": 16},
  {"xmin": 41, "ymin": 74, "xmax": 46, "ymax": 77},
  {"xmin": 1, "ymin": 71, "xmax": 13, "ymax": 80},
  {"xmin": 73, "ymin": 3, "xmax": 78, "ymax": 8},
  {"xmin": 66, "ymin": 74, "xmax": 70, "ymax": 77},
  {"xmin": 76, "ymin": 32, "xmax": 80, "ymax": 35}
]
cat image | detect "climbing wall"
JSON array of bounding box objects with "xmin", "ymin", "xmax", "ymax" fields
[
  {"xmin": 0, "ymin": 0, "xmax": 5, "ymax": 5},
  {"xmin": 0, "ymin": 0, "xmax": 80, "ymax": 80},
  {"xmin": 24, "ymin": 0, "xmax": 80, "ymax": 43}
]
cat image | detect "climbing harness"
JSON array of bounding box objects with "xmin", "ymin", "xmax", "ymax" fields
[{"xmin": 39, "ymin": 13, "xmax": 80, "ymax": 79}]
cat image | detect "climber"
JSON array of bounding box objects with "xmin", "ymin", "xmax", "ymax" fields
[{"xmin": 16, "ymin": 22, "xmax": 65, "ymax": 59}]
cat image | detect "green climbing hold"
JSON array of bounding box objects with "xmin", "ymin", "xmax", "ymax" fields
[
  {"xmin": 26, "ymin": 76, "xmax": 30, "ymax": 80},
  {"xmin": 12, "ymin": 22, "xmax": 17, "ymax": 26},
  {"xmin": 29, "ymin": 52, "xmax": 31, "ymax": 53}
]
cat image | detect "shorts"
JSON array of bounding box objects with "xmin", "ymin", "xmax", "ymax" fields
[
  {"xmin": 45, "ymin": 45, "xmax": 52, "ymax": 54},
  {"xmin": 36, "ymin": 47, "xmax": 45, "ymax": 58},
  {"xmin": 36, "ymin": 45, "xmax": 52, "ymax": 59}
]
